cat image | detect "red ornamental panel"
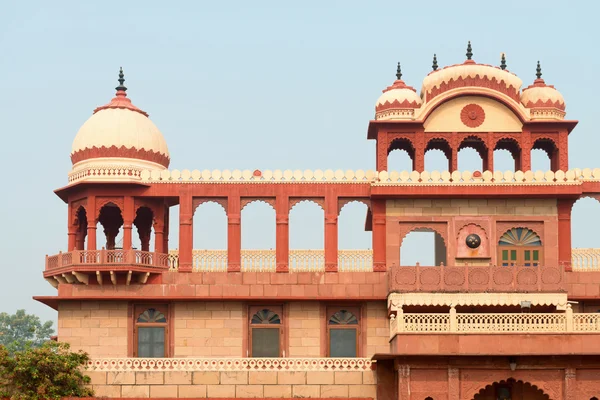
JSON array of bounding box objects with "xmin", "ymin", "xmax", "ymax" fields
[{"xmin": 460, "ymin": 104, "xmax": 486, "ymax": 128}]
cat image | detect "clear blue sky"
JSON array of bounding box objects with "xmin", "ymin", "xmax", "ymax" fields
[{"xmin": 1, "ymin": 0, "xmax": 599, "ymax": 324}]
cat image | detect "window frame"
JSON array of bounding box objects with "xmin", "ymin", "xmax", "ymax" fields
[
  {"xmin": 498, "ymin": 246, "xmax": 543, "ymax": 266},
  {"xmin": 326, "ymin": 306, "xmax": 361, "ymax": 358},
  {"xmin": 132, "ymin": 304, "xmax": 170, "ymax": 358},
  {"xmin": 248, "ymin": 305, "xmax": 284, "ymax": 358}
]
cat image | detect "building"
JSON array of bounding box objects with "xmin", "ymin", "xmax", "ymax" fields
[{"xmin": 36, "ymin": 44, "xmax": 600, "ymax": 399}]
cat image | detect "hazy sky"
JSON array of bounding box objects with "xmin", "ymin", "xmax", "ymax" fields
[{"xmin": 1, "ymin": 1, "xmax": 599, "ymax": 324}]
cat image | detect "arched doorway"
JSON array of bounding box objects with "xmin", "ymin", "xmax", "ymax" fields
[
  {"xmin": 400, "ymin": 227, "xmax": 447, "ymax": 266},
  {"xmin": 473, "ymin": 379, "xmax": 550, "ymax": 400}
]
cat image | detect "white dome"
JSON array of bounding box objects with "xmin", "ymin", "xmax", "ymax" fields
[
  {"xmin": 375, "ymin": 79, "xmax": 422, "ymax": 121},
  {"xmin": 71, "ymin": 91, "xmax": 170, "ymax": 169},
  {"xmin": 521, "ymin": 81, "xmax": 565, "ymax": 110}
]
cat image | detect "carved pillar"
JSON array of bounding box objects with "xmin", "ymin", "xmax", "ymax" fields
[
  {"xmin": 485, "ymin": 141, "xmax": 493, "ymax": 172},
  {"xmin": 86, "ymin": 196, "xmax": 96, "ymax": 250},
  {"xmin": 377, "ymin": 131, "xmax": 389, "ymax": 172},
  {"xmin": 448, "ymin": 367, "xmax": 459, "ymax": 400},
  {"xmin": 396, "ymin": 363, "xmax": 410, "ymax": 400},
  {"xmin": 450, "ymin": 132, "xmax": 459, "ymax": 172},
  {"xmin": 75, "ymin": 217, "xmax": 87, "ymax": 250},
  {"xmin": 153, "ymin": 204, "xmax": 165, "ymax": 253},
  {"xmin": 68, "ymin": 226, "xmax": 77, "ymax": 251},
  {"xmin": 414, "ymin": 130, "xmax": 425, "ymax": 172},
  {"xmin": 163, "ymin": 204, "xmax": 170, "ymax": 252},
  {"xmin": 372, "ymin": 199, "xmax": 387, "ymax": 272},
  {"xmin": 227, "ymin": 195, "xmax": 241, "ymax": 272},
  {"xmin": 564, "ymin": 368, "xmax": 576, "ymax": 400},
  {"xmin": 324, "ymin": 194, "xmax": 338, "ymax": 272},
  {"xmin": 521, "ymin": 129, "xmax": 532, "ymax": 171},
  {"xmin": 122, "ymin": 196, "xmax": 134, "ymax": 250},
  {"xmin": 558, "ymin": 130, "xmax": 569, "ymax": 171},
  {"xmin": 105, "ymin": 225, "xmax": 120, "ymax": 250},
  {"xmin": 275, "ymin": 195, "xmax": 289, "ymax": 273},
  {"xmin": 178, "ymin": 191, "xmax": 193, "ymax": 272},
  {"xmin": 557, "ymin": 199, "xmax": 575, "ymax": 270}
]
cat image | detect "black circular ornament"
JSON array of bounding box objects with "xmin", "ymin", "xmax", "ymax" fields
[{"xmin": 465, "ymin": 234, "xmax": 481, "ymax": 249}]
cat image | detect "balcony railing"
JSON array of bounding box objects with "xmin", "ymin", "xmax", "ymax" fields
[
  {"xmin": 45, "ymin": 249, "xmax": 171, "ymax": 272},
  {"xmin": 390, "ymin": 310, "xmax": 600, "ymax": 336},
  {"xmin": 571, "ymin": 248, "xmax": 600, "ymax": 271},
  {"xmin": 167, "ymin": 249, "xmax": 373, "ymax": 272},
  {"xmin": 388, "ymin": 264, "xmax": 566, "ymax": 293}
]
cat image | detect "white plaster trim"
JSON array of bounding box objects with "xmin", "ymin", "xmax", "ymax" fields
[{"xmin": 388, "ymin": 293, "xmax": 569, "ymax": 310}]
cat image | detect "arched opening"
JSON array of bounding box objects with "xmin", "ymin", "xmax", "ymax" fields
[
  {"xmin": 458, "ymin": 136, "xmax": 488, "ymax": 171},
  {"xmin": 289, "ymin": 200, "xmax": 324, "ymax": 271},
  {"xmin": 532, "ymin": 138, "xmax": 558, "ymax": 171},
  {"xmin": 338, "ymin": 201, "xmax": 372, "ymax": 271},
  {"xmin": 400, "ymin": 228, "xmax": 447, "ymax": 266},
  {"xmin": 241, "ymin": 200, "xmax": 276, "ymax": 270},
  {"xmin": 473, "ymin": 379, "xmax": 550, "ymax": 400},
  {"xmin": 74, "ymin": 206, "xmax": 88, "ymax": 250},
  {"xmin": 498, "ymin": 227, "xmax": 542, "ymax": 266},
  {"xmin": 388, "ymin": 138, "xmax": 415, "ymax": 171},
  {"xmin": 571, "ymin": 197, "xmax": 600, "ymax": 270},
  {"xmin": 425, "ymin": 138, "xmax": 451, "ymax": 171},
  {"xmin": 193, "ymin": 201, "xmax": 228, "ymax": 271},
  {"xmin": 97, "ymin": 202, "xmax": 123, "ymax": 250},
  {"xmin": 494, "ymin": 138, "xmax": 522, "ymax": 172},
  {"xmin": 134, "ymin": 206, "xmax": 154, "ymax": 252}
]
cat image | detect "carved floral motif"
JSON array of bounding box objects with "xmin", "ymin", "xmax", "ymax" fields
[{"xmin": 460, "ymin": 104, "xmax": 486, "ymax": 128}]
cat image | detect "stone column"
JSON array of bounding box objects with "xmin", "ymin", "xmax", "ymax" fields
[
  {"xmin": 324, "ymin": 194, "xmax": 338, "ymax": 272},
  {"xmin": 448, "ymin": 367, "xmax": 460, "ymax": 400},
  {"xmin": 178, "ymin": 191, "xmax": 193, "ymax": 272},
  {"xmin": 227, "ymin": 194, "xmax": 241, "ymax": 272},
  {"xmin": 557, "ymin": 199, "xmax": 575, "ymax": 270},
  {"xmin": 414, "ymin": 131, "xmax": 425, "ymax": 172},
  {"xmin": 275, "ymin": 195, "xmax": 289, "ymax": 273},
  {"xmin": 558, "ymin": 130, "xmax": 569, "ymax": 171},
  {"xmin": 564, "ymin": 368, "xmax": 576, "ymax": 400},
  {"xmin": 520, "ymin": 129, "xmax": 532, "ymax": 171},
  {"xmin": 376, "ymin": 131, "xmax": 388, "ymax": 172},
  {"xmin": 397, "ymin": 363, "xmax": 410, "ymax": 400},
  {"xmin": 122, "ymin": 197, "xmax": 134, "ymax": 250},
  {"xmin": 163, "ymin": 205, "xmax": 170, "ymax": 252},
  {"xmin": 68, "ymin": 226, "xmax": 77, "ymax": 252},
  {"xmin": 86, "ymin": 196, "xmax": 96, "ymax": 250},
  {"xmin": 372, "ymin": 199, "xmax": 387, "ymax": 272}
]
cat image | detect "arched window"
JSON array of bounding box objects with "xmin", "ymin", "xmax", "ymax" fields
[
  {"xmin": 498, "ymin": 228, "xmax": 542, "ymax": 266},
  {"xmin": 327, "ymin": 308, "xmax": 359, "ymax": 357},
  {"xmin": 249, "ymin": 307, "xmax": 282, "ymax": 357},
  {"xmin": 134, "ymin": 306, "xmax": 168, "ymax": 358}
]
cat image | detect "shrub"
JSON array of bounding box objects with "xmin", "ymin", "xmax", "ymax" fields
[{"xmin": 0, "ymin": 341, "xmax": 93, "ymax": 400}]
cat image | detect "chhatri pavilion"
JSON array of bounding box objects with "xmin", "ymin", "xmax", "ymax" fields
[{"xmin": 36, "ymin": 43, "xmax": 600, "ymax": 399}]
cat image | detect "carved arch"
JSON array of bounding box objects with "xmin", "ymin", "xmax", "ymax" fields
[
  {"xmin": 456, "ymin": 222, "xmax": 489, "ymax": 240},
  {"xmin": 193, "ymin": 198, "xmax": 228, "ymax": 215},
  {"xmin": 338, "ymin": 198, "xmax": 371, "ymax": 215},
  {"xmin": 289, "ymin": 198, "xmax": 325, "ymax": 212},
  {"xmin": 387, "ymin": 137, "xmax": 415, "ymax": 157},
  {"xmin": 532, "ymin": 137, "xmax": 558, "ymax": 159},
  {"xmin": 96, "ymin": 197, "xmax": 124, "ymax": 220},
  {"xmin": 461, "ymin": 369, "xmax": 562, "ymax": 400},
  {"xmin": 473, "ymin": 379, "xmax": 551, "ymax": 400},
  {"xmin": 398, "ymin": 222, "xmax": 448, "ymax": 248},
  {"xmin": 241, "ymin": 198, "xmax": 275, "ymax": 211},
  {"xmin": 495, "ymin": 222, "xmax": 544, "ymax": 246}
]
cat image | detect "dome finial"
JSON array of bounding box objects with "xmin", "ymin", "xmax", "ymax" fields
[
  {"xmin": 500, "ymin": 53, "xmax": 507, "ymax": 70},
  {"xmin": 396, "ymin": 62, "xmax": 402, "ymax": 80},
  {"xmin": 466, "ymin": 41, "xmax": 473, "ymax": 60},
  {"xmin": 116, "ymin": 67, "xmax": 127, "ymax": 92},
  {"xmin": 432, "ymin": 54, "xmax": 438, "ymax": 71},
  {"xmin": 536, "ymin": 61, "xmax": 542, "ymax": 79}
]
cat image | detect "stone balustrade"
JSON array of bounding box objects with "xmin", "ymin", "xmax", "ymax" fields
[
  {"xmin": 46, "ymin": 249, "xmax": 170, "ymax": 271},
  {"xmin": 571, "ymin": 248, "xmax": 600, "ymax": 271},
  {"xmin": 132, "ymin": 167, "xmax": 600, "ymax": 185},
  {"xmin": 388, "ymin": 264, "xmax": 566, "ymax": 293},
  {"xmin": 168, "ymin": 249, "xmax": 373, "ymax": 272},
  {"xmin": 390, "ymin": 309, "xmax": 600, "ymax": 337}
]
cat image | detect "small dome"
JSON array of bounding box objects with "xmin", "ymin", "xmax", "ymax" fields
[
  {"xmin": 521, "ymin": 80, "xmax": 565, "ymax": 111},
  {"xmin": 70, "ymin": 69, "xmax": 170, "ymax": 170},
  {"xmin": 375, "ymin": 64, "xmax": 421, "ymax": 121}
]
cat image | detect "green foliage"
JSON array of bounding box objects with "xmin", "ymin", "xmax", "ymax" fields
[
  {"xmin": 0, "ymin": 310, "xmax": 55, "ymax": 353},
  {"xmin": 0, "ymin": 341, "xmax": 93, "ymax": 399}
]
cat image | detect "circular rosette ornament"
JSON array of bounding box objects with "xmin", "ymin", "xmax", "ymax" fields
[
  {"xmin": 460, "ymin": 104, "xmax": 485, "ymax": 128},
  {"xmin": 465, "ymin": 233, "xmax": 481, "ymax": 249}
]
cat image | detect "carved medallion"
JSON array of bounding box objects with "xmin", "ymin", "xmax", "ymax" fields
[
  {"xmin": 420, "ymin": 269, "xmax": 441, "ymax": 285},
  {"xmin": 469, "ymin": 268, "xmax": 489, "ymax": 285},
  {"xmin": 395, "ymin": 269, "xmax": 417, "ymax": 285},
  {"xmin": 460, "ymin": 104, "xmax": 486, "ymax": 128},
  {"xmin": 517, "ymin": 269, "xmax": 538, "ymax": 285},
  {"xmin": 541, "ymin": 267, "xmax": 561, "ymax": 284},
  {"xmin": 465, "ymin": 234, "xmax": 481, "ymax": 249}
]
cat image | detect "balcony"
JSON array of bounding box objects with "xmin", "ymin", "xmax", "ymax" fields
[
  {"xmin": 389, "ymin": 309, "xmax": 600, "ymax": 356},
  {"xmin": 44, "ymin": 249, "xmax": 170, "ymax": 286},
  {"xmin": 388, "ymin": 264, "xmax": 567, "ymax": 293}
]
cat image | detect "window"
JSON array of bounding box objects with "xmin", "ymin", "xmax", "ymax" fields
[
  {"xmin": 498, "ymin": 228, "xmax": 542, "ymax": 266},
  {"xmin": 249, "ymin": 306, "xmax": 282, "ymax": 357},
  {"xmin": 134, "ymin": 306, "xmax": 168, "ymax": 358},
  {"xmin": 327, "ymin": 308, "xmax": 359, "ymax": 357}
]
